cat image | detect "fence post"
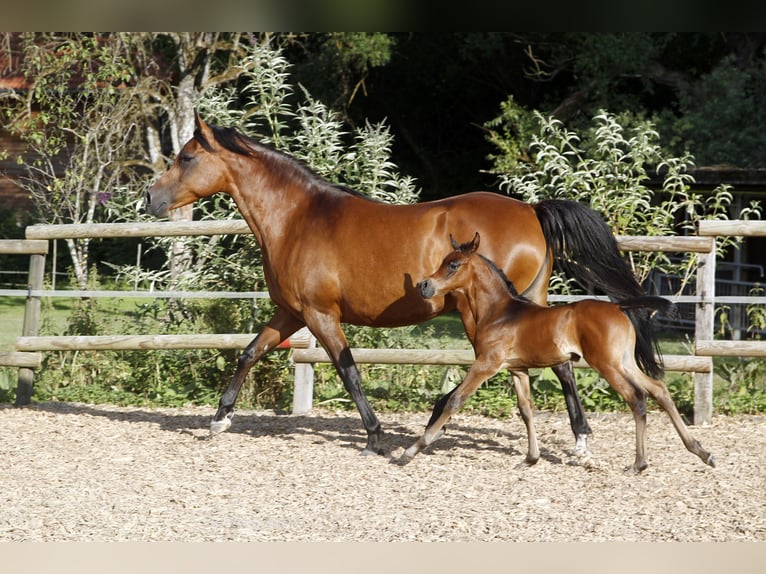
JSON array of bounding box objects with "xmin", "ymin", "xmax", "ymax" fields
[
  {"xmin": 16, "ymin": 251, "xmax": 46, "ymax": 406},
  {"xmin": 291, "ymin": 333, "xmax": 316, "ymax": 415},
  {"xmin": 693, "ymin": 242, "xmax": 716, "ymax": 425}
]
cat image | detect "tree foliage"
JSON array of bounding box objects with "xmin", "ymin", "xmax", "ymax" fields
[{"xmin": 485, "ymin": 108, "xmax": 762, "ymax": 292}]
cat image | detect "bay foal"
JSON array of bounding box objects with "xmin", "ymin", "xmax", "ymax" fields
[{"xmin": 403, "ymin": 233, "xmax": 715, "ymax": 473}]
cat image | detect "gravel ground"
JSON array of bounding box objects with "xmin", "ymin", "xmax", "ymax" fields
[{"xmin": 1, "ymin": 401, "xmax": 764, "ymax": 542}]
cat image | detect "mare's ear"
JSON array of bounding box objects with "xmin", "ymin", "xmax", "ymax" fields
[
  {"xmin": 470, "ymin": 232, "xmax": 480, "ymax": 253},
  {"xmin": 450, "ymin": 234, "xmax": 460, "ymax": 250},
  {"xmin": 194, "ymin": 110, "xmax": 215, "ymax": 145}
]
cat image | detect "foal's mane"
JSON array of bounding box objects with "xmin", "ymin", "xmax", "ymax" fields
[
  {"xmin": 476, "ymin": 253, "xmax": 534, "ymax": 303},
  {"xmin": 476, "ymin": 254, "xmax": 519, "ymax": 296},
  {"xmin": 194, "ymin": 123, "xmax": 373, "ymax": 200}
]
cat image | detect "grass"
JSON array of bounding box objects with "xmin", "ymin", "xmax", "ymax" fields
[{"xmin": 0, "ymin": 296, "xmax": 148, "ymax": 350}]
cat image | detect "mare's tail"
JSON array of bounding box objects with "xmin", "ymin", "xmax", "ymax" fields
[
  {"xmin": 619, "ymin": 296, "xmax": 678, "ymax": 379},
  {"xmin": 533, "ymin": 199, "xmax": 664, "ymax": 378}
]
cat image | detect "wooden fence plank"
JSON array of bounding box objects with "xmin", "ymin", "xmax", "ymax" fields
[
  {"xmin": 615, "ymin": 235, "xmax": 714, "ymax": 253},
  {"xmin": 16, "ymin": 329, "xmax": 313, "ymax": 352},
  {"xmin": 0, "ymin": 352, "xmax": 42, "ymax": 368},
  {"xmin": 0, "ymin": 239, "xmax": 49, "ymax": 255},
  {"xmin": 25, "ymin": 220, "xmax": 252, "ymax": 240},
  {"xmin": 698, "ymin": 220, "xmax": 766, "ymax": 237},
  {"xmin": 695, "ymin": 340, "xmax": 766, "ymax": 357},
  {"xmin": 292, "ymin": 348, "xmax": 712, "ymax": 373}
]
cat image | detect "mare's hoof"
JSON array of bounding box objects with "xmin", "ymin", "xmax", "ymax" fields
[
  {"xmin": 706, "ymin": 454, "xmax": 716, "ymax": 468},
  {"xmin": 209, "ymin": 416, "xmax": 232, "ymax": 437},
  {"xmin": 573, "ymin": 435, "xmax": 592, "ymax": 459},
  {"xmin": 360, "ymin": 447, "xmax": 384, "ymax": 457}
]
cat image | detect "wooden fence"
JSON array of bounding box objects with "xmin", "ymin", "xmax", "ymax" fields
[
  {"xmin": 3, "ymin": 219, "xmax": 766, "ymax": 422},
  {"xmin": 0, "ymin": 239, "xmax": 47, "ymax": 406}
]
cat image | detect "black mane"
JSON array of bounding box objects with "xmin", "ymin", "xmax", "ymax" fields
[{"xmin": 194, "ymin": 123, "xmax": 374, "ymax": 200}]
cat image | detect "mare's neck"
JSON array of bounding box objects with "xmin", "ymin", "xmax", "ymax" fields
[{"xmin": 226, "ymin": 148, "xmax": 321, "ymax": 248}]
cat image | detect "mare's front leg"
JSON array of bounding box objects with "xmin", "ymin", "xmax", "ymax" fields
[
  {"xmin": 210, "ymin": 309, "xmax": 305, "ymax": 436},
  {"xmin": 551, "ymin": 361, "xmax": 593, "ymax": 457},
  {"xmin": 400, "ymin": 357, "xmax": 501, "ymax": 462},
  {"xmin": 304, "ymin": 311, "xmax": 383, "ymax": 455}
]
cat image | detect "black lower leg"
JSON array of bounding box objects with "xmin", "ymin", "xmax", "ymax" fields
[
  {"xmin": 427, "ymin": 386, "xmax": 458, "ymax": 428},
  {"xmin": 553, "ymin": 362, "xmax": 592, "ymax": 437},
  {"xmin": 337, "ymin": 348, "xmax": 383, "ymax": 454},
  {"xmin": 213, "ymin": 345, "xmax": 256, "ymax": 423}
]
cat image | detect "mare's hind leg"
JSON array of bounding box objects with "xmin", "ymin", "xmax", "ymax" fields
[
  {"xmin": 552, "ymin": 361, "xmax": 593, "ymax": 457},
  {"xmin": 512, "ymin": 370, "xmax": 539, "ymax": 465},
  {"xmin": 633, "ymin": 371, "xmax": 715, "ymax": 468},
  {"xmin": 210, "ymin": 309, "xmax": 305, "ymax": 436},
  {"xmin": 400, "ymin": 358, "xmax": 501, "ymax": 462}
]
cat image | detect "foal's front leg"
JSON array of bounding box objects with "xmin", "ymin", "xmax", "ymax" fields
[
  {"xmin": 399, "ymin": 358, "xmax": 501, "ymax": 462},
  {"xmin": 511, "ymin": 369, "xmax": 539, "ymax": 465}
]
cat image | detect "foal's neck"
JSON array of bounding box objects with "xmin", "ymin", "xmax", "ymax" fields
[{"xmin": 465, "ymin": 257, "xmax": 520, "ymax": 322}]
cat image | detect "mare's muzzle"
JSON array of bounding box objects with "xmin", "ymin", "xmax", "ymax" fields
[
  {"xmin": 417, "ymin": 279, "xmax": 435, "ymax": 299},
  {"xmin": 143, "ymin": 190, "xmax": 169, "ymax": 218}
]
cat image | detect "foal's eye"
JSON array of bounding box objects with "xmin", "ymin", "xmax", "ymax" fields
[{"xmin": 448, "ymin": 260, "xmax": 461, "ymax": 273}]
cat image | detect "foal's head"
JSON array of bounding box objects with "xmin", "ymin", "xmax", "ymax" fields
[
  {"xmin": 417, "ymin": 232, "xmax": 482, "ymax": 299},
  {"xmin": 417, "ymin": 232, "xmax": 522, "ymax": 301}
]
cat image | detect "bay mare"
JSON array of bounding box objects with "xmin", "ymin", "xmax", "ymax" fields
[
  {"xmin": 145, "ymin": 114, "xmax": 651, "ymax": 455},
  {"xmin": 406, "ymin": 233, "xmax": 714, "ymax": 472}
]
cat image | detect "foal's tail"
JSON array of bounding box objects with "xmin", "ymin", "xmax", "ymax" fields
[{"xmin": 533, "ymin": 199, "xmax": 665, "ymax": 378}]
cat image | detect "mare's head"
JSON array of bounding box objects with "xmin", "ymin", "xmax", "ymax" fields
[
  {"xmin": 145, "ymin": 113, "xmax": 244, "ymax": 217},
  {"xmin": 416, "ymin": 232, "xmax": 481, "ymax": 299}
]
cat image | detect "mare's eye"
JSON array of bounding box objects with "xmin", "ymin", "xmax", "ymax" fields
[{"xmin": 180, "ymin": 154, "xmax": 193, "ymax": 164}]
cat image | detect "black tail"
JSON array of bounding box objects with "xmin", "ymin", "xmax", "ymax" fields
[
  {"xmin": 534, "ymin": 199, "xmax": 665, "ymax": 378},
  {"xmin": 619, "ymin": 296, "xmax": 678, "ymax": 379}
]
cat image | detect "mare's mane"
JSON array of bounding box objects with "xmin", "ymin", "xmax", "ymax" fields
[{"xmin": 194, "ymin": 123, "xmax": 373, "ymax": 200}]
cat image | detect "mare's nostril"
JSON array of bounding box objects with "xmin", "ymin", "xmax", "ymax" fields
[{"xmin": 144, "ymin": 191, "xmax": 151, "ymax": 206}]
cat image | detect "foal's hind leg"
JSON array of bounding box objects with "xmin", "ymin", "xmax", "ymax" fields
[
  {"xmin": 633, "ymin": 371, "xmax": 715, "ymax": 468},
  {"xmin": 592, "ymin": 365, "xmax": 650, "ymax": 473},
  {"xmin": 210, "ymin": 309, "xmax": 305, "ymax": 436}
]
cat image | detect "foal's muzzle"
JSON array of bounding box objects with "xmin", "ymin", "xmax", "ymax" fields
[{"xmin": 417, "ymin": 279, "xmax": 435, "ymax": 299}]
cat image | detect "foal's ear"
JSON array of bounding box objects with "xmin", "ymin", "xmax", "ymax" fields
[
  {"xmin": 469, "ymin": 232, "xmax": 480, "ymax": 253},
  {"xmin": 450, "ymin": 234, "xmax": 460, "ymax": 250}
]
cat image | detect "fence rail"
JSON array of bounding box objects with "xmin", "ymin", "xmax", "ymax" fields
[{"xmin": 3, "ymin": 220, "xmax": 765, "ymax": 422}]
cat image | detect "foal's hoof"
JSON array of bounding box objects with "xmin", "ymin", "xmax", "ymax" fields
[
  {"xmin": 706, "ymin": 454, "xmax": 716, "ymax": 468},
  {"xmin": 392, "ymin": 452, "xmax": 415, "ymax": 467},
  {"xmin": 209, "ymin": 415, "xmax": 232, "ymax": 437},
  {"xmin": 623, "ymin": 463, "xmax": 647, "ymax": 475}
]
